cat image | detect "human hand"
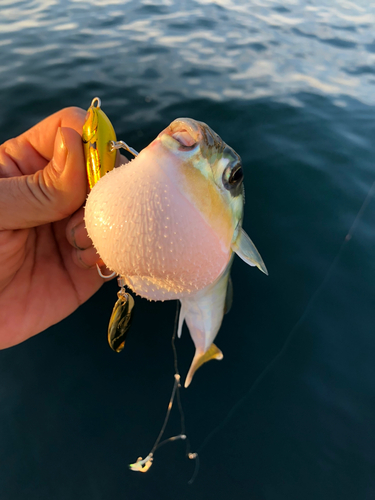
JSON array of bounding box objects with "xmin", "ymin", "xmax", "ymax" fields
[{"xmin": 0, "ymin": 107, "xmax": 110, "ymax": 348}]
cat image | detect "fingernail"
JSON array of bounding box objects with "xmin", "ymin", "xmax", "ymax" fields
[
  {"xmin": 54, "ymin": 127, "xmax": 68, "ymax": 173},
  {"xmin": 70, "ymin": 221, "xmax": 90, "ymax": 250},
  {"xmin": 70, "ymin": 224, "xmax": 82, "ymax": 250}
]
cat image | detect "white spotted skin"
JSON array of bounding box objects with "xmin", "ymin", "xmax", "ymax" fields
[{"xmin": 84, "ymin": 139, "xmax": 232, "ymax": 301}]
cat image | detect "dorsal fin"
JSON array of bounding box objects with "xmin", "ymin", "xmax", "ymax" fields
[{"xmin": 224, "ymin": 275, "xmax": 233, "ymax": 315}]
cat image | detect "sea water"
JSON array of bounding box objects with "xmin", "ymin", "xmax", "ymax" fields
[{"xmin": 0, "ymin": 1, "xmax": 374, "ymax": 499}]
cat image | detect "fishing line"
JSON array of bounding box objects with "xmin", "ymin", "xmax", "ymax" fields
[
  {"xmin": 170, "ymin": 301, "xmax": 200, "ymax": 482},
  {"xmin": 192, "ymin": 180, "xmax": 375, "ymax": 463},
  {"xmin": 129, "ymin": 301, "xmax": 198, "ymax": 473}
]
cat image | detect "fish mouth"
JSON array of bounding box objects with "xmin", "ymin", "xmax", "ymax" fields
[{"xmin": 161, "ymin": 118, "xmax": 202, "ymax": 150}]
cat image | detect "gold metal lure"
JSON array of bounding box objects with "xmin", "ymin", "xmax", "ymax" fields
[{"xmin": 82, "ymin": 97, "xmax": 117, "ymax": 189}]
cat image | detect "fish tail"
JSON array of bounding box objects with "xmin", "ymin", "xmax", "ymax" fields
[{"xmin": 184, "ymin": 344, "xmax": 223, "ymax": 388}]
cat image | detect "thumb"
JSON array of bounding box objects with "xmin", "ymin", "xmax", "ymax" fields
[{"xmin": 0, "ymin": 127, "xmax": 87, "ymax": 230}]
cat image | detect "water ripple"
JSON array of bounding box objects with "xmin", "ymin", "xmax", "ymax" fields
[{"xmin": 1, "ymin": 0, "xmax": 375, "ymax": 105}]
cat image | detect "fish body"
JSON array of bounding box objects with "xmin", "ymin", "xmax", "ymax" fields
[{"xmin": 85, "ymin": 118, "xmax": 267, "ymax": 386}]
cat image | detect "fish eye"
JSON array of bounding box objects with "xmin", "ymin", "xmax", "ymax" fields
[{"xmin": 222, "ymin": 161, "xmax": 244, "ymax": 191}]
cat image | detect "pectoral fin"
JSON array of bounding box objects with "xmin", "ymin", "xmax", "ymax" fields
[
  {"xmin": 231, "ymin": 228, "xmax": 268, "ymax": 275},
  {"xmin": 185, "ymin": 343, "xmax": 223, "ymax": 388}
]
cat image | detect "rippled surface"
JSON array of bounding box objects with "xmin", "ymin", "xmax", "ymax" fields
[
  {"xmin": 2, "ymin": 0, "xmax": 375, "ymax": 114},
  {"xmin": 0, "ymin": 1, "xmax": 375, "ymax": 499}
]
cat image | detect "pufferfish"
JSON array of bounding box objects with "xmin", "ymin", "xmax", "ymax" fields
[{"xmin": 84, "ymin": 118, "xmax": 267, "ymax": 387}]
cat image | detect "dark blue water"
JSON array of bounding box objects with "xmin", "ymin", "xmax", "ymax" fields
[{"xmin": 1, "ymin": 1, "xmax": 375, "ymax": 499}]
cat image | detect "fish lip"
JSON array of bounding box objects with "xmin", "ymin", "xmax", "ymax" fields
[{"xmin": 159, "ymin": 118, "xmax": 202, "ymax": 150}]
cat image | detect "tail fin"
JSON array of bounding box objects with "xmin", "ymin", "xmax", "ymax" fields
[{"xmin": 184, "ymin": 344, "xmax": 223, "ymax": 388}]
